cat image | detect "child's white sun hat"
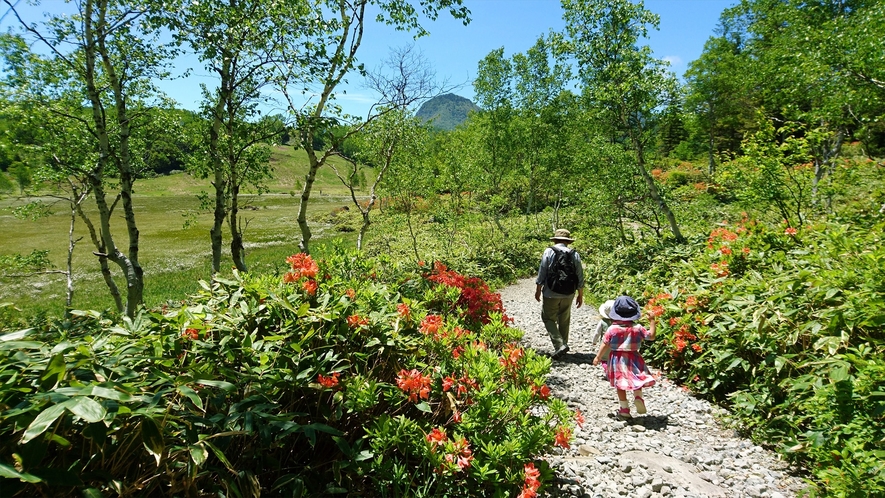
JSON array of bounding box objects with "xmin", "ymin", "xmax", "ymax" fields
[{"xmin": 598, "ymin": 299, "xmax": 615, "ymax": 320}]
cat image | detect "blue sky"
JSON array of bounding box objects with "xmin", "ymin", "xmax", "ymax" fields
[
  {"xmin": 339, "ymin": 0, "xmax": 736, "ymax": 116},
  {"xmin": 2, "ymin": 0, "xmax": 736, "ymax": 117}
]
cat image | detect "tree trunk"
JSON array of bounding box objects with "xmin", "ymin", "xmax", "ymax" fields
[
  {"xmin": 357, "ymin": 210, "xmax": 370, "ymax": 251},
  {"xmin": 210, "ymin": 184, "xmax": 225, "ymax": 274},
  {"xmin": 230, "ymin": 182, "xmax": 247, "ymax": 272},
  {"xmin": 707, "ymin": 127, "xmax": 715, "ymax": 176},
  {"xmin": 293, "ymin": 0, "xmax": 366, "ymax": 255},
  {"xmin": 65, "ymin": 198, "xmax": 78, "ymax": 312},
  {"xmin": 633, "ymin": 134, "xmax": 685, "ymax": 243},
  {"xmin": 209, "ymin": 58, "xmax": 231, "ymax": 274},
  {"xmin": 102, "ymin": 40, "xmax": 143, "ymax": 316},
  {"xmin": 811, "ymin": 127, "xmax": 843, "ymax": 210},
  {"xmin": 297, "ymin": 147, "xmax": 320, "ymax": 254},
  {"xmin": 84, "ymin": 0, "xmax": 143, "ymax": 316},
  {"xmin": 76, "ymin": 200, "xmax": 123, "ymax": 313}
]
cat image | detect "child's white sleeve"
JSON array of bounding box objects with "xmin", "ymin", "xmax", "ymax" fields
[{"xmin": 591, "ymin": 321, "xmax": 605, "ymax": 343}]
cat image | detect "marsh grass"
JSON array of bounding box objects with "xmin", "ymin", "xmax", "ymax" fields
[{"xmin": 0, "ymin": 147, "xmax": 360, "ymax": 318}]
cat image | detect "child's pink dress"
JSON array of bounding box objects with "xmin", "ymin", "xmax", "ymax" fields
[{"xmin": 603, "ymin": 322, "xmax": 656, "ymax": 391}]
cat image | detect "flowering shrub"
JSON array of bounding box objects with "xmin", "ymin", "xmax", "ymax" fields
[
  {"xmin": 423, "ymin": 261, "xmax": 511, "ymax": 327},
  {"xmin": 0, "ymin": 249, "xmax": 571, "ymax": 497}
]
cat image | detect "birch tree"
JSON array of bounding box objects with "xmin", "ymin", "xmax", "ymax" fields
[
  {"xmin": 275, "ymin": 0, "xmax": 470, "ymax": 254},
  {"xmin": 561, "ymin": 0, "xmax": 685, "ymax": 242},
  {"xmin": 2, "ymin": 0, "xmax": 174, "ymax": 316},
  {"xmin": 166, "ymin": 0, "xmax": 318, "ymax": 273}
]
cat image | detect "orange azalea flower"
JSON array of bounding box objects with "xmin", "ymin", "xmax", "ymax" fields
[
  {"xmin": 345, "ymin": 288, "xmax": 356, "ymax": 299},
  {"xmin": 524, "ymin": 462, "xmax": 540, "ymax": 487},
  {"xmin": 646, "ymin": 305, "xmax": 665, "ymax": 318},
  {"xmin": 673, "ymin": 337, "xmax": 687, "ymax": 352},
  {"xmin": 785, "ymin": 227, "xmax": 798, "ymax": 236},
  {"xmin": 710, "ymin": 261, "xmax": 729, "ymax": 277},
  {"xmin": 286, "ymin": 253, "xmax": 319, "ymax": 279},
  {"xmin": 317, "ymin": 372, "xmax": 340, "ymax": 388},
  {"xmin": 396, "ymin": 369, "xmax": 432, "ymax": 403},
  {"xmin": 719, "ymin": 246, "xmax": 732, "ymax": 255},
  {"xmin": 518, "ymin": 486, "xmax": 538, "ymax": 498},
  {"xmin": 452, "ymin": 438, "xmax": 473, "ymax": 470},
  {"xmin": 302, "ymin": 279, "xmax": 318, "ymax": 295},
  {"xmin": 426, "ymin": 427, "xmax": 447, "ymax": 447},
  {"xmin": 575, "ymin": 410, "xmax": 585, "ymax": 429},
  {"xmin": 283, "ymin": 272, "xmax": 298, "ymax": 284},
  {"xmin": 519, "ymin": 462, "xmax": 542, "ymax": 497},
  {"xmin": 500, "ymin": 345, "xmax": 524, "ymax": 370},
  {"xmin": 420, "ymin": 315, "xmax": 443, "ymax": 336},
  {"xmin": 742, "ymin": 247, "xmax": 750, "ymax": 255},
  {"xmin": 346, "ymin": 314, "xmax": 369, "ymax": 329},
  {"xmin": 692, "ymin": 343, "xmax": 703, "ymax": 352},
  {"xmin": 397, "ymin": 303, "xmax": 411, "ymax": 319},
  {"xmin": 452, "ymin": 345, "xmax": 465, "ymax": 358},
  {"xmin": 554, "ymin": 426, "xmax": 571, "ymax": 448},
  {"xmin": 183, "ymin": 328, "xmax": 199, "ymax": 340}
]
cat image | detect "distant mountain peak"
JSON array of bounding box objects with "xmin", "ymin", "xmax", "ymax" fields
[{"xmin": 415, "ymin": 94, "xmax": 480, "ymax": 130}]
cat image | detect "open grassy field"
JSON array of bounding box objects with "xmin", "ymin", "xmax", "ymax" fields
[{"xmin": 0, "ymin": 146, "xmax": 361, "ymax": 318}]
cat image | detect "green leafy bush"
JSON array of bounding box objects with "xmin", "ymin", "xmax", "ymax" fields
[{"xmin": 0, "ymin": 250, "xmax": 575, "ymax": 497}]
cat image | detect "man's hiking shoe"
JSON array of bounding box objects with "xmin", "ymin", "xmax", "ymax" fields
[
  {"xmin": 634, "ymin": 397, "xmax": 647, "ymax": 414},
  {"xmin": 551, "ymin": 344, "xmax": 570, "ymax": 359},
  {"xmin": 617, "ymin": 408, "xmax": 632, "ymax": 420}
]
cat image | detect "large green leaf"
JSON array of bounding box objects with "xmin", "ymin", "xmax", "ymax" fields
[
  {"xmin": 195, "ymin": 379, "xmax": 237, "ymax": 392},
  {"xmin": 203, "ymin": 440, "xmax": 235, "ymax": 473},
  {"xmin": 828, "ymin": 363, "xmax": 850, "ymax": 383},
  {"xmin": 67, "ymin": 397, "xmax": 106, "ymax": 423},
  {"xmin": 81, "ymin": 488, "xmax": 105, "ymax": 498},
  {"xmin": 40, "ymin": 353, "xmax": 66, "ymax": 391},
  {"xmin": 0, "ymin": 341, "xmax": 44, "ymax": 351},
  {"xmin": 189, "ymin": 443, "xmax": 208, "ymax": 466},
  {"xmin": 0, "ymin": 328, "xmax": 33, "ymax": 341},
  {"xmin": 141, "ymin": 416, "xmax": 165, "ymax": 466},
  {"xmin": 21, "ymin": 403, "xmax": 68, "ymax": 444},
  {"xmin": 0, "ymin": 463, "xmax": 42, "ymax": 483},
  {"xmin": 79, "ymin": 385, "xmax": 133, "ymax": 402},
  {"xmin": 177, "ymin": 385, "xmax": 204, "ymax": 411}
]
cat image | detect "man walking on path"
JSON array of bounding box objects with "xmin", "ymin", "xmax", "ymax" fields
[{"xmin": 535, "ymin": 228, "xmax": 584, "ymax": 359}]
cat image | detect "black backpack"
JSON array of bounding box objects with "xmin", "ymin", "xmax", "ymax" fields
[{"xmin": 545, "ymin": 246, "xmax": 579, "ymax": 294}]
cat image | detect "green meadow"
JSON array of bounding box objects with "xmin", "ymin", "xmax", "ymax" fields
[{"xmin": 0, "ymin": 146, "xmax": 360, "ymax": 317}]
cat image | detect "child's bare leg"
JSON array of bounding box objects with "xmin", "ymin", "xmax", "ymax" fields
[{"xmin": 633, "ymin": 388, "xmax": 647, "ymax": 414}]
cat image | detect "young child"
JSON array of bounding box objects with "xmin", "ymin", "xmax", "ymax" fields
[
  {"xmin": 591, "ymin": 299, "xmax": 615, "ymax": 377},
  {"xmin": 592, "ymin": 295, "xmax": 656, "ymax": 420}
]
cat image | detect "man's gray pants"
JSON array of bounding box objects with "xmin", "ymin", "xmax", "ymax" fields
[{"xmin": 541, "ymin": 295, "xmax": 573, "ymax": 349}]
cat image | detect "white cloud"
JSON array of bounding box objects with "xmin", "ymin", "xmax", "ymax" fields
[{"xmin": 662, "ymin": 55, "xmax": 683, "ymax": 66}]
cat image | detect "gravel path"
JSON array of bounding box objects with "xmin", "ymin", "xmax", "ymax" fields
[{"xmin": 500, "ymin": 278, "xmax": 809, "ymax": 498}]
